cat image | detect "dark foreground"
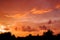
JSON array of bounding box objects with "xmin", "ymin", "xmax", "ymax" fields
[{"xmin": 0, "ymin": 30, "xmax": 60, "ymax": 40}]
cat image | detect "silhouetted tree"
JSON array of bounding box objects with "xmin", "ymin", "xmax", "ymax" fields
[
  {"xmin": 0, "ymin": 30, "xmax": 60, "ymax": 40},
  {"xmin": 42, "ymin": 30, "xmax": 54, "ymax": 40},
  {"xmin": 56, "ymin": 34, "xmax": 60, "ymax": 40},
  {"xmin": 0, "ymin": 32, "xmax": 16, "ymax": 40}
]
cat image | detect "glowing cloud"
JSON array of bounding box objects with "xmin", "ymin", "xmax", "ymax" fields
[
  {"xmin": 30, "ymin": 8, "xmax": 52, "ymax": 14},
  {"xmin": 56, "ymin": 5, "xmax": 60, "ymax": 8},
  {"xmin": 0, "ymin": 0, "xmax": 60, "ymax": 37},
  {"xmin": 5, "ymin": 13, "xmax": 27, "ymax": 19},
  {"xmin": 0, "ymin": 24, "xmax": 9, "ymax": 32}
]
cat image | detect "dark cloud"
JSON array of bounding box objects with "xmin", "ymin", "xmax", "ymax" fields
[{"xmin": 0, "ymin": 0, "xmax": 60, "ymax": 11}]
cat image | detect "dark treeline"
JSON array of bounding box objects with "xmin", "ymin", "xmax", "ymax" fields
[{"xmin": 0, "ymin": 30, "xmax": 60, "ymax": 40}]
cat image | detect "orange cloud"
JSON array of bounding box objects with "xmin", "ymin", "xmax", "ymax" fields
[
  {"xmin": 0, "ymin": 24, "xmax": 10, "ymax": 32},
  {"xmin": 30, "ymin": 8, "xmax": 52, "ymax": 14},
  {"xmin": 56, "ymin": 4, "xmax": 60, "ymax": 8},
  {"xmin": 5, "ymin": 13, "xmax": 27, "ymax": 19}
]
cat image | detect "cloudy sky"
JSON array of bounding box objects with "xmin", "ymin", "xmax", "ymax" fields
[
  {"xmin": 0, "ymin": 0, "xmax": 60, "ymax": 23},
  {"xmin": 0, "ymin": 0, "xmax": 60, "ymax": 37}
]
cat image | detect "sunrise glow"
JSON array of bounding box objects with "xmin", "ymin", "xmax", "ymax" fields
[{"xmin": 0, "ymin": 0, "xmax": 60, "ymax": 37}]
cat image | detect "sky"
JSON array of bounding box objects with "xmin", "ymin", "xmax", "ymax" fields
[
  {"xmin": 0, "ymin": 0, "xmax": 60, "ymax": 37},
  {"xmin": 0, "ymin": 0, "xmax": 60, "ymax": 24}
]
